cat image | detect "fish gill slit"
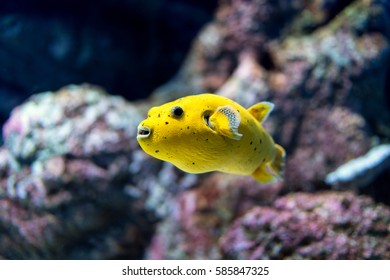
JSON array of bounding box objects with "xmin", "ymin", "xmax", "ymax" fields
[{"xmin": 203, "ymin": 110, "xmax": 213, "ymax": 128}]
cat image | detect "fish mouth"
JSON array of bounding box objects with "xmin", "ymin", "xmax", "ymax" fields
[{"xmin": 137, "ymin": 125, "xmax": 151, "ymax": 139}]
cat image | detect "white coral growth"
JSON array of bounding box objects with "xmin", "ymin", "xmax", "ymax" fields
[{"xmin": 325, "ymin": 144, "xmax": 390, "ymax": 188}]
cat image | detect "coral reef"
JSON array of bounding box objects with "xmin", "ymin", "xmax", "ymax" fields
[
  {"xmin": 220, "ymin": 192, "xmax": 390, "ymax": 259},
  {"xmin": 147, "ymin": 182, "xmax": 390, "ymax": 260},
  {"xmin": 146, "ymin": 173, "xmax": 282, "ymax": 259},
  {"xmin": 0, "ymin": 85, "xmax": 156, "ymax": 259},
  {"xmin": 3, "ymin": 85, "xmax": 140, "ymax": 162}
]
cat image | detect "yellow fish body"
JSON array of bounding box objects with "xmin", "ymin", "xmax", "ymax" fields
[{"xmin": 137, "ymin": 94, "xmax": 285, "ymax": 183}]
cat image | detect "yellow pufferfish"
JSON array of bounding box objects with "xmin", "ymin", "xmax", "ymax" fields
[{"xmin": 137, "ymin": 94, "xmax": 285, "ymax": 183}]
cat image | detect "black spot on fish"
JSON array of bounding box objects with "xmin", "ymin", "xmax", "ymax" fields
[
  {"xmin": 180, "ymin": 128, "xmax": 183, "ymax": 130},
  {"xmin": 155, "ymin": 150, "xmax": 159, "ymax": 153},
  {"xmin": 168, "ymin": 115, "xmax": 171, "ymax": 117},
  {"xmin": 254, "ymin": 147, "xmax": 257, "ymax": 151},
  {"xmin": 148, "ymin": 114, "xmax": 150, "ymax": 118},
  {"xmin": 165, "ymin": 122, "xmax": 169, "ymax": 125},
  {"xmin": 260, "ymin": 139, "xmax": 262, "ymax": 144},
  {"xmin": 192, "ymin": 132, "xmax": 196, "ymax": 134},
  {"xmin": 163, "ymin": 136, "xmax": 167, "ymax": 140},
  {"xmin": 187, "ymin": 126, "xmax": 190, "ymax": 129},
  {"xmin": 205, "ymin": 138, "xmax": 209, "ymax": 142},
  {"xmin": 250, "ymin": 141, "xmax": 253, "ymax": 145},
  {"xmin": 192, "ymin": 162, "xmax": 195, "ymax": 165},
  {"xmin": 158, "ymin": 114, "xmax": 161, "ymax": 118}
]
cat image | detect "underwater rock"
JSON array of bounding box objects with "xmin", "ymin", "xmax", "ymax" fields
[
  {"xmin": 146, "ymin": 173, "xmax": 282, "ymax": 259},
  {"xmin": 150, "ymin": 0, "xmax": 304, "ymax": 103},
  {"xmin": 0, "ymin": 85, "xmax": 157, "ymax": 259},
  {"xmin": 270, "ymin": 0, "xmax": 390, "ymax": 190},
  {"xmin": 151, "ymin": 0, "xmax": 390, "ymax": 191},
  {"xmin": 148, "ymin": 185, "xmax": 390, "ymax": 260},
  {"xmin": 283, "ymin": 107, "xmax": 371, "ymax": 190},
  {"xmin": 220, "ymin": 191, "xmax": 390, "ymax": 259},
  {"xmin": 3, "ymin": 84, "xmax": 140, "ymax": 162}
]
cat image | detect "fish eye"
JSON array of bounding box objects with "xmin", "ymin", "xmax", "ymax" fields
[{"xmin": 172, "ymin": 106, "xmax": 184, "ymax": 118}]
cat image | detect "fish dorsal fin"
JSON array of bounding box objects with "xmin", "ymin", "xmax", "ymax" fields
[
  {"xmin": 209, "ymin": 105, "xmax": 243, "ymax": 140},
  {"xmin": 247, "ymin": 102, "xmax": 274, "ymax": 123}
]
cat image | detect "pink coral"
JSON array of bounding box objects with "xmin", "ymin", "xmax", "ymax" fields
[{"xmin": 220, "ymin": 192, "xmax": 390, "ymax": 259}]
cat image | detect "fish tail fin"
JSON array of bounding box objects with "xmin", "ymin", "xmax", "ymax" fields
[
  {"xmin": 251, "ymin": 144, "xmax": 286, "ymax": 184},
  {"xmin": 270, "ymin": 144, "xmax": 286, "ymax": 180}
]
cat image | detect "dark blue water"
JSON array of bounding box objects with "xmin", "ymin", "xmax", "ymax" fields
[{"xmin": 0, "ymin": 0, "xmax": 218, "ymax": 125}]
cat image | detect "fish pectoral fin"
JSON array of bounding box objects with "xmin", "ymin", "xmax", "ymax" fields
[
  {"xmin": 209, "ymin": 105, "xmax": 243, "ymax": 140},
  {"xmin": 247, "ymin": 102, "xmax": 274, "ymax": 123}
]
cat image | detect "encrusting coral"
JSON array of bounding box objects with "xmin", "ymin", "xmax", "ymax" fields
[
  {"xmin": 0, "ymin": 85, "xmax": 157, "ymax": 259},
  {"xmin": 220, "ymin": 192, "xmax": 390, "ymax": 260}
]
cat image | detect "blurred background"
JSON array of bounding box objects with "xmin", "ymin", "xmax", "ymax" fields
[{"xmin": 0, "ymin": 0, "xmax": 389, "ymax": 260}]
